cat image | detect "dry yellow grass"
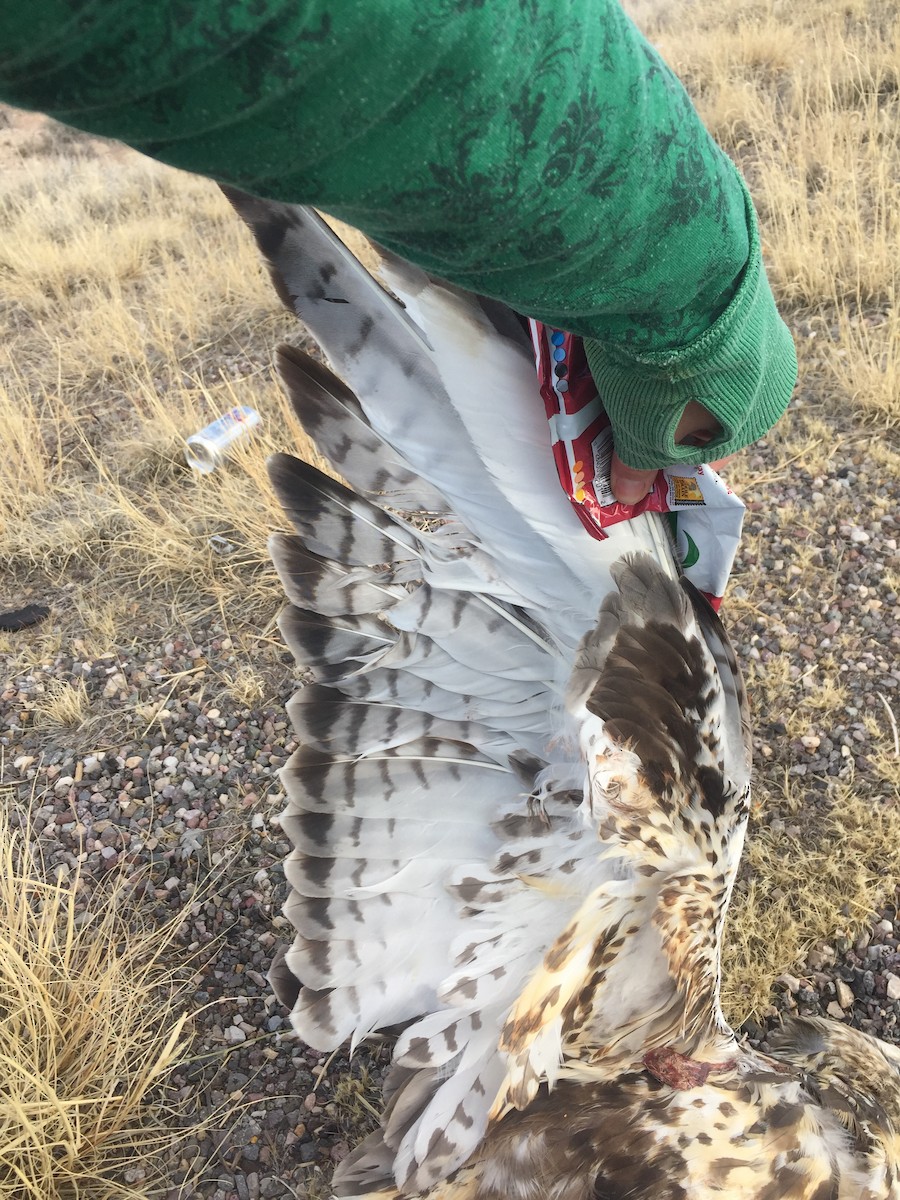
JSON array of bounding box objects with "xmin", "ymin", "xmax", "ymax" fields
[
  {"xmin": 648, "ymin": 2, "xmax": 899, "ymax": 295},
  {"xmin": 723, "ymin": 784, "xmax": 900, "ymax": 1016},
  {"xmin": 0, "ymin": 150, "xmax": 324, "ymax": 662},
  {"xmin": 30, "ymin": 678, "xmax": 91, "ymax": 733},
  {"xmin": 0, "ymin": 793, "xmax": 199, "ymax": 1199}
]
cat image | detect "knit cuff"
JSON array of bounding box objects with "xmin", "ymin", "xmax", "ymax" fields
[{"xmin": 583, "ymin": 182, "xmax": 797, "ymax": 471}]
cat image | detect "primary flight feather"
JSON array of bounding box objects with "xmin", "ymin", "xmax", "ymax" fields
[{"xmin": 224, "ymin": 191, "xmax": 900, "ymax": 1199}]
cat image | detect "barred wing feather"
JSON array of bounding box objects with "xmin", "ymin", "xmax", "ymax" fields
[{"xmin": 223, "ymin": 188, "xmax": 736, "ymax": 1192}]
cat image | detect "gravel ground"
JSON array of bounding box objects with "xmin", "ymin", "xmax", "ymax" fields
[
  {"xmin": 2, "ymin": 367, "xmax": 900, "ymax": 1197},
  {"xmin": 1, "ymin": 619, "xmax": 386, "ymax": 1198}
]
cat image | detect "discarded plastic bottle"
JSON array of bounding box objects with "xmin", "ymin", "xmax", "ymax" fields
[{"xmin": 185, "ymin": 406, "xmax": 261, "ymax": 473}]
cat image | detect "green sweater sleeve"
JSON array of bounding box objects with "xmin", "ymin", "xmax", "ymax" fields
[{"xmin": 0, "ymin": 0, "xmax": 796, "ymax": 469}]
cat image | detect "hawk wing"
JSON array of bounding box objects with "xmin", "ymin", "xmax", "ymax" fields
[{"xmin": 225, "ymin": 192, "xmax": 755, "ymax": 1195}]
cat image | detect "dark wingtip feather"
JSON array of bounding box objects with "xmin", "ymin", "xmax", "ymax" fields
[
  {"xmin": 218, "ymin": 185, "xmax": 311, "ymax": 313},
  {"xmin": 266, "ymin": 451, "xmax": 354, "ymax": 512},
  {"xmin": 275, "ymin": 342, "xmax": 365, "ymax": 429},
  {"xmin": 268, "ymin": 944, "xmax": 302, "ymax": 1010}
]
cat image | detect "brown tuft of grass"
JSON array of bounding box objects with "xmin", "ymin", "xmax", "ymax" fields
[
  {"xmin": 723, "ymin": 785, "xmax": 900, "ymax": 1019},
  {"xmin": 0, "ymin": 799, "xmax": 201, "ymax": 1199},
  {"xmin": 30, "ymin": 678, "xmax": 90, "ymax": 732},
  {"xmin": 331, "ymin": 1066, "xmax": 383, "ymax": 1138}
]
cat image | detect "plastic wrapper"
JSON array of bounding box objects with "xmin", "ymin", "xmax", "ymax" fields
[{"xmin": 529, "ymin": 320, "xmax": 745, "ymax": 610}]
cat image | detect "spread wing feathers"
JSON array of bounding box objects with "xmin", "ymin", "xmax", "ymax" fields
[
  {"xmin": 269, "ymin": 452, "xmax": 510, "ymax": 598},
  {"xmin": 286, "ymin": 686, "xmax": 520, "ymax": 764},
  {"xmin": 229, "ymin": 188, "xmax": 755, "ymax": 1194},
  {"xmin": 268, "ymin": 452, "xmax": 421, "ymax": 570},
  {"xmin": 274, "ymin": 527, "xmax": 746, "ymax": 1194},
  {"xmin": 223, "ymin": 186, "xmax": 679, "ymax": 634},
  {"xmin": 270, "ymin": 533, "xmax": 404, "ymax": 616}
]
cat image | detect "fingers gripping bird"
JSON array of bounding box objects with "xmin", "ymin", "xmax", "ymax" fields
[{"xmin": 224, "ymin": 190, "xmax": 900, "ymax": 1200}]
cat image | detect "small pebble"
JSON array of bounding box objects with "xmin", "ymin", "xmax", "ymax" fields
[{"xmin": 835, "ymin": 980, "xmax": 854, "ymax": 1010}]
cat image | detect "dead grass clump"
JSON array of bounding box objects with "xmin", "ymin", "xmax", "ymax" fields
[
  {"xmin": 222, "ymin": 664, "xmax": 270, "ymax": 709},
  {"xmin": 331, "ymin": 1066, "xmax": 382, "ymax": 1138},
  {"xmin": 723, "ymin": 786, "xmax": 900, "ymax": 1019},
  {"xmin": 30, "ymin": 678, "xmax": 90, "ymax": 732},
  {"xmin": 0, "ymin": 800, "xmax": 197, "ymax": 1199},
  {"xmin": 824, "ymin": 306, "xmax": 900, "ymax": 429}
]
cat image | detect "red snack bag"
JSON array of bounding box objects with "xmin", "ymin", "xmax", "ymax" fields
[{"xmin": 529, "ymin": 320, "xmax": 745, "ymax": 609}]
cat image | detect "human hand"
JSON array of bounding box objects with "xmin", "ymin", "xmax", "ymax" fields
[{"xmin": 609, "ymin": 400, "xmax": 735, "ymax": 504}]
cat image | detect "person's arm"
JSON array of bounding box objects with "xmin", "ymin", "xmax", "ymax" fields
[{"xmin": 0, "ymin": 0, "xmax": 796, "ymax": 484}]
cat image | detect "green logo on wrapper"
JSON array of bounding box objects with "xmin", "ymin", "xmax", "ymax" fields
[{"xmin": 667, "ymin": 513, "xmax": 700, "ymax": 569}]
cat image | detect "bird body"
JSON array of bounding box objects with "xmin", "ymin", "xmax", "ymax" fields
[{"xmin": 224, "ymin": 191, "xmax": 900, "ymax": 1199}]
